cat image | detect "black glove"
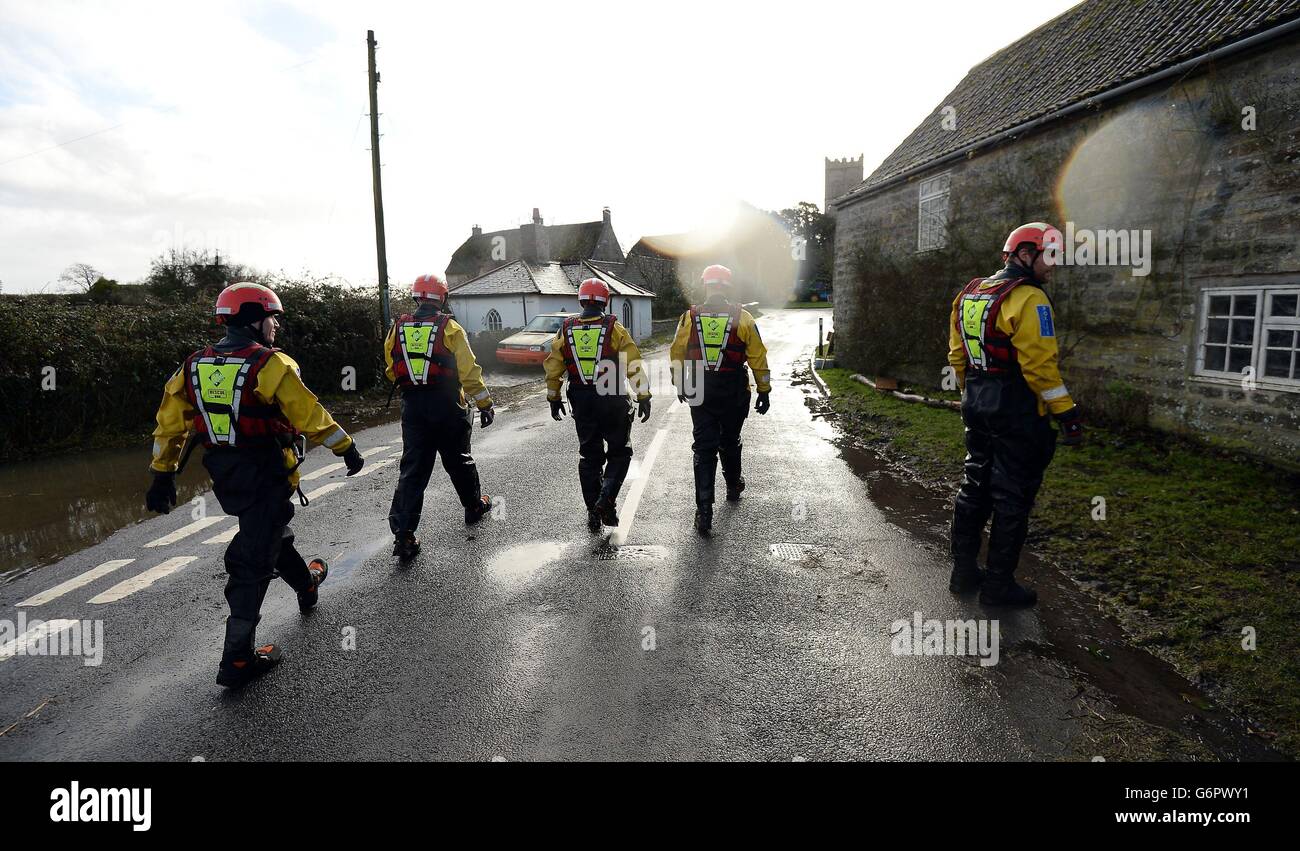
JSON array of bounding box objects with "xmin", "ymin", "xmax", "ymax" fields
[
  {"xmin": 145, "ymin": 472, "xmax": 177, "ymax": 514},
  {"xmin": 480, "ymin": 405, "xmax": 495, "ymax": 428},
  {"xmin": 1054, "ymin": 406, "xmax": 1084, "ymax": 446},
  {"xmin": 550, "ymin": 399, "xmax": 566, "ymax": 421},
  {"xmin": 343, "ymin": 444, "xmax": 365, "ymax": 476},
  {"xmin": 677, "ymin": 393, "xmax": 688, "ymax": 404},
  {"xmin": 637, "ymin": 397, "xmax": 651, "ymax": 423},
  {"xmin": 755, "ymin": 391, "xmax": 771, "ymax": 415}
]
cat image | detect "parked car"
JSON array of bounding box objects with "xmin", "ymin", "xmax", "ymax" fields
[{"xmin": 495, "ymin": 313, "xmax": 568, "ymax": 366}]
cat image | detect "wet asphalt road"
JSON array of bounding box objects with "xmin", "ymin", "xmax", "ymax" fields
[{"xmin": 0, "ymin": 309, "xmax": 1131, "ymax": 760}]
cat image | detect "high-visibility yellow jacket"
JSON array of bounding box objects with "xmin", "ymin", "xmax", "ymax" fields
[
  {"xmin": 669, "ymin": 303, "xmax": 772, "ymax": 393},
  {"xmin": 383, "ymin": 316, "xmax": 493, "ymax": 411},
  {"xmin": 947, "ymin": 284, "xmax": 1075, "ymax": 417},
  {"xmin": 544, "ymin": 314, "xmax": 651, "ymax": 401},
  {"xmin": 150, "ymin": 351, "xmax": 354, "ymax": 487}
]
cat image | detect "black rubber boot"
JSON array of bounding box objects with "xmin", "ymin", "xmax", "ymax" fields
[
  {"xmin": 465, "ymin": 495, "xmax": 491, "ymax": 525},
  {"xmin": 595, "ymin": 494, "xmax": 619, "ymax": 527},
  {"xmin": 695, "ymin": 505, "xmax": 713, "ymax": 536},
  {"xmin": 586, "ymin": 509, "xmax": 602, "ymax": 533},
  {"xmin": 725, "ymin": 476, "xmax": 746, "ymax": 502},
  {"xmin": 216, "ymin": 644, "xmax": 282, "ymax": 689},
  {"xmin": 393, "ymin": 533, "xmax": 421, "ymax": 562},
  {"xmin": 948, "ymin": 562, "xmax": 985, "ymax": 593},
  {"xmin": 979, "ymin": 575, "xmax": 1038, "ymax": 606},
  {"xmin": 297, "ymin": 559, "xmax": 328, "ymax": 612}
]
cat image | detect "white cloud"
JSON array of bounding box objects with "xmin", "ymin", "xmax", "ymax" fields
[{"xmin": 0, "ymin": 0, "xmax": 1079, "ymax": 292}]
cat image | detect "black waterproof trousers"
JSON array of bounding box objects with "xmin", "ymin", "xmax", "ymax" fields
[
  {"xmin": 950, "ymin": 372, "xmax": 1058, "ymax": 580},
  {"xmin": 690, "ymin": 375, "xmax": 750, "ymax": 507},
  {"xmin": 568, "ymin": 385, "xmax": 634, "ymax": 509},
  {"xmin": 203, "ymin": 446, "xmax": 313, "ymax": 668},
  {"xmin": 388, "ymin": 388, "xmax": 483, "ymax": 535}
]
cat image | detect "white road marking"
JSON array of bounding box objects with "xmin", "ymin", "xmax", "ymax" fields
[
  {"xmin": 88, "ymin": 556, "xmax": 197, "ymax": 605},
  {"xmin": 298, "ymin": 445, "xmax": 392, "ymax": 482},
  {"xmin": 611, "ymin": 426, "xmax": 671, "ymax": 547},
  {"xmin": 203, "ymin": 525, "xmax": 239, "ymax": 545},
  {"xmin": 0, "ymin": 619, "xmax": 80, "ymax": 662},
  {"xmin": 304, "ymin": 481, "xmax": 347, "ymax": 501},
  {"xmin": 353, "ymin": 457, "xmax": 396, "ymax": 478},
  {"xmin": 16, "ymin": 559, "xmax": 135, "ymax": 608},
  {"xmin": 143, "ymin": 516, "xmax": 227, "ymax": 548},
  {"xmin": 299, "ymin": 462, "xmax": 343, "ymax": 482}
]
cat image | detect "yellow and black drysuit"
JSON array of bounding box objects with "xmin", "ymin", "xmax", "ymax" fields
[
  {"xmin": 384, "ymin": 300, "xmax": 493, "ymax": 534},
  {"xmin": 670, "ymin": 295, "xmax": 771, "ymax": 508},
  {"xmin": 150, "ymin": 324, "xmax": 356, "ymax": 671},
  {"xmin": 544, "ymin": 307, "xmax": 650, "ymax": 517},
  {"xmin": 947, "ymin": 259, "xmax": 1077, "ymax": 595}
]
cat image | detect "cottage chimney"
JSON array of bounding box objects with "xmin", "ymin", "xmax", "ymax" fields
[
  {"xmin": 602, "ymin": 206, "xmax": 611, "ymax": 225},
  {"xmin": 521, "ymin": 208, "xmax": 550, "ymax": 264},
  {"xmin": 472, "ymin": 225, "xmax": 482, "ymax": 237}
]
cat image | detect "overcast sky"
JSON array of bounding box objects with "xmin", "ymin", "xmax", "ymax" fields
[{"xmin": 0, "ymin": 0, "xmax": 1079, "ymax": 292}]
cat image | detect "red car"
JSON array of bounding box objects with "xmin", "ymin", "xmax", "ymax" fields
[{"xmin": 495, "ymin": 313, "xmax": 568, "ymax": 366}]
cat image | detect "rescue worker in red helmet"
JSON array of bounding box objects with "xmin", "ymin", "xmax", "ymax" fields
[
  {"xmin": 670, "ymin": 264, "xmax": 771, "ymax": 535},
  {"xmin": 948, "ymin": 223, "xmax": 1084, "ymax": 607},
  {"xmin": 146, "ymin": 281, "xmax": 365, "ymax": 688},
  {"xmin": 544, "ymin": 277, "xmax": 652, "ymax": 532},
  {"xmin": 386, "ymin": 273, "xmax": 495, "ymax": 561}
]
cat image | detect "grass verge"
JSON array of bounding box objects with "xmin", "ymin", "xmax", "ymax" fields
[{"xmin": 818, "ymin": 366, "xmax": 1300, "ymax": 758}]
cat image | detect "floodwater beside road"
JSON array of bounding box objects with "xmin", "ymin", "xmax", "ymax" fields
[{"xmin": 0, "ymin": 365, "xmax": 543, "ymax": 582}]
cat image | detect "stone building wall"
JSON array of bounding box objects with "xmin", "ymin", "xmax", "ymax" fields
[{"xmin": 832, "ymin": 34, "xmax": 1300, "ymax": 463}]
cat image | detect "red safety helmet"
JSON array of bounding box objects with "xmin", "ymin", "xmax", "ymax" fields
[
  {"xmin": 578, "ymin": 278, "xmax": 610, "ymax": 305},
  {"xmin": 701, "ymin": 264, "xmax": 733, "ymax": 288},
  {"xmin": 1002, "ymin": 222, "xmax": 1063, "ymax": 256},
  {"xmin": 214, "ymin": 282, "xmax": 283, "ymax": 325},
  {"xmin": 412, "ymin": 273, "xmax": 449, "ymax": 301}
]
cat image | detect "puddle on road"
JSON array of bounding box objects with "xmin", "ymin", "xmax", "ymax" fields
[
  {"xmin": 328, "ymin": 533, "xmax": 395, "ymax": 581},
  {"xmin": 803, "ymin": 381, "xmax": 1281, "ymax": 761},
  {"xmin": 485, "ymin": 541, "xmax": 568, "ymax": 583}
]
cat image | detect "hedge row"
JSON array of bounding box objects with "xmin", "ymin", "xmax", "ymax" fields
[{"xmin": 0, "ymin": 283, "xmax": 388, "ymax": 461}]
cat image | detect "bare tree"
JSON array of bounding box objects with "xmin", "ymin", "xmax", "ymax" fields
[{"xmin": 58, "ymin": 263, "xmax": 101, "ymax": 293}]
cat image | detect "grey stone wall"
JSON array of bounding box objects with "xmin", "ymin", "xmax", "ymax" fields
[{"xmin": 832, "ymin": 34, "xmax": 1300, "ymax": 464}]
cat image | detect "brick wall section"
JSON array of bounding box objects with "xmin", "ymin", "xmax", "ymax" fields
[{"xmin": 832, "ymin": 34, "xmax": 1300, "ymax": 463}]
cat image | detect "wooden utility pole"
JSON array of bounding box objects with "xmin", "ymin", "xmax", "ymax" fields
[{"xmin": 367, "ymin": 30, "xmax": 391, "ymax": 328}]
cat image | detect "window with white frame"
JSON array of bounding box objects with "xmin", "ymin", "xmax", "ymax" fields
[
  {"xmin": 484, "ymin": 309, "xmax": 502, "ymax": 331},
  {"xmin": 917, "ymin": 172, "xmax": 950, "ymax": 252},
  {"xmin": 1197, "ymin": 286, "xmax": 1300, "ymax": 388}
]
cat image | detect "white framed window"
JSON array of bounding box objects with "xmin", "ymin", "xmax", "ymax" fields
[
  {"xmin": 1196, "ymin": 285, "xmax": 1300, "ymax": 390},
  {"xmin": 917, "ymin": 172, "xmax": 950, "ymax": 252},
  {"xmin": 484, "ymin": 309, "xmax": 502, "ymax": 331}
]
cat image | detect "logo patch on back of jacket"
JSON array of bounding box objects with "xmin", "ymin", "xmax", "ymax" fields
[{"xmin": 1037, "ymin": 305, "xmax": 1055, "ymax": 337}]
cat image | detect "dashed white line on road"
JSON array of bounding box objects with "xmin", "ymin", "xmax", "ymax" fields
[
  {"xmin": 304, "ymin": 481, "xmax": 347, "ymax": 501},
  {"xmin": 203, "ymin": 525, "xmax": 239, "ymax": 545},
  {"xmin": 143, "ymin": 516, "xmax": 227, "ymax": 548},
  {"xmin": 1, "ymin": 619, "xmax": 80, "ymax": 662},
  {"xmin": 299, "ymin": 462, "xmax": 343, "ymax": 482},
  {"xmin": 88, "ymin": 556, "xmax": 197, "ymax": 605},
  {"xmin": 298, "ymin": 445, "xmax": 392, "ymax": 482},
  {"xmin": 16, "ymin": 559, "xmax": 135, "ymax": 608},
  {"xmin": 353, "ymin": 457, "xmax": 396, "ymax": 478}
]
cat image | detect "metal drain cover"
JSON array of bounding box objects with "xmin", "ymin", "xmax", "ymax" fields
[
  {"xmin": 594, "ymin": 545, "xmax": 669, "ymax": 562},
  {"xmin": 768, "ymin": 543, "xmax": 828, "ymax": 562}
]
